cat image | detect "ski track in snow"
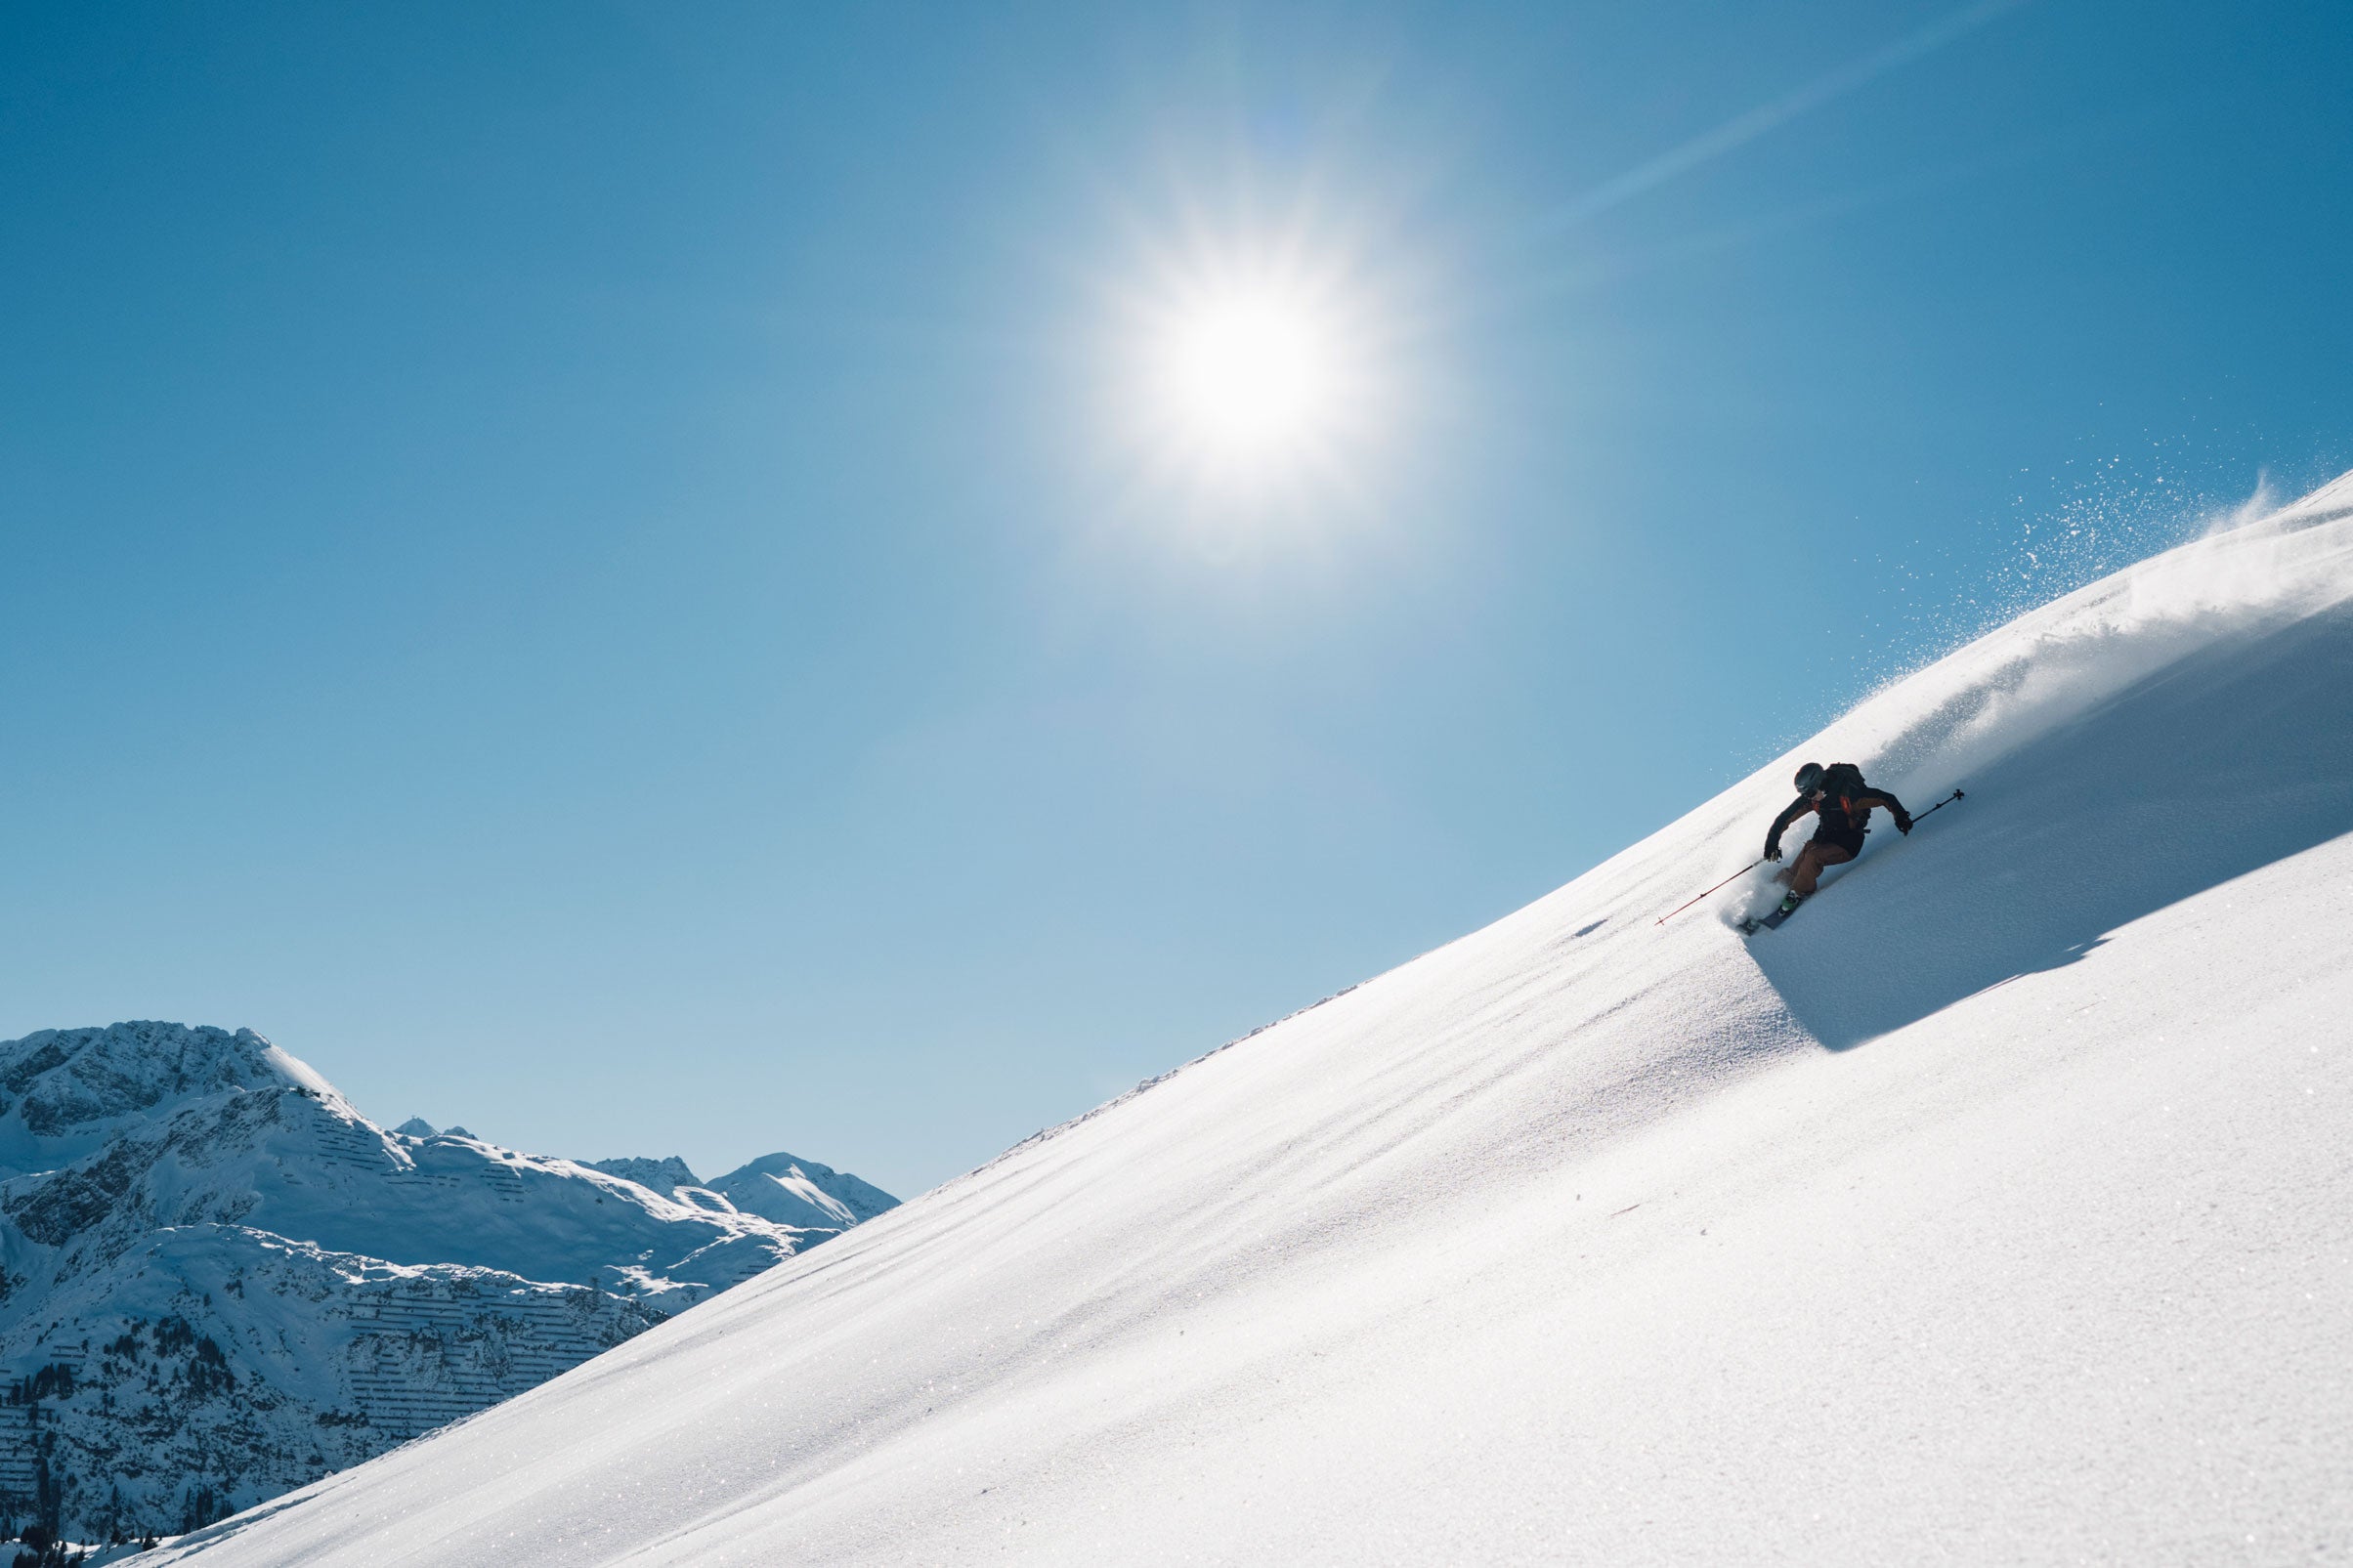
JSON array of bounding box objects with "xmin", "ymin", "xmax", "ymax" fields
[{"xmin": 153, "ymin": 475, "xmax": 2353, "ymax": 1566}]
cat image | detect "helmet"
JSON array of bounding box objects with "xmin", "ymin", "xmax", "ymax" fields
[{"xmin": 1792, "ymin": 762, "xmax": 1823, "ymax": 793}]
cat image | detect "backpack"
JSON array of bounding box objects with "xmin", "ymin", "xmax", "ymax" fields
[
  {"xmin": 1816, "ymin": 762, "xmax": 1870, "ymax": 830},
  {"xmin": 1818, "ymin": 762, "xmax": 1866, "ymax": 800}
]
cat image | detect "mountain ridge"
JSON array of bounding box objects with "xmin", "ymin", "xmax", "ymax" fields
[{"xmin": 0, "ymin": 1021, "xmax": 894, "ymax": 1542}]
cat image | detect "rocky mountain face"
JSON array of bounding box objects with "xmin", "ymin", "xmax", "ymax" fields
[{"xmin": 0, "ymin": 1022, "xmax": 895, "ymax": 1543}]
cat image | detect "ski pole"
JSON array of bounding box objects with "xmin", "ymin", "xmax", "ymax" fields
[
  {"xmin": 1655, "ymin": 788, "xmax": 1964, "ymax": 927},
  {"xmin": 1655, "ymin": 859, "xmax": 1766, "ymax": 926},
  {"xmin": 1909, "ymin": 787, "xmax": 1966, "ymax": 824}
]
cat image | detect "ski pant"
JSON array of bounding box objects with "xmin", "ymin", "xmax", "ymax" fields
[{"xmin": 1778, "ymin": 835, "xmax": 1857, "ymax": 896}]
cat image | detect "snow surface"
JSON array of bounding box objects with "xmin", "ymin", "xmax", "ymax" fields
[{"xmin": 153, "ymin": 477, "xmax": 2353, "ymax": 1565}]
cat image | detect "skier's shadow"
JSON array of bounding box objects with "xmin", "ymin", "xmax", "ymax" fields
[{"xmin": 1747, "ymin": 602, "xmax": 2353, "ymax": 1051}]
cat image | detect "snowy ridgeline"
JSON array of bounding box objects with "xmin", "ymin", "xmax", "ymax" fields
[
  {"xmin": 141, "ymin": 469, "xmax": 2353, "ymax": 1567},
  {"xmin": 578, "ymin": 1151, "xmax": 898, "ymax": 1233},
  {"xmin": 0, "ymin": 1022, "xmax": 895, "ymax": 1543}
]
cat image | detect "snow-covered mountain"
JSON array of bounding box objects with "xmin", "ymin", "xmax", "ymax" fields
[
  {"xmin": 150, "ymin": 471, "xmax": 2353, "ymax": 1566},
  {"xmin": 706, "ymin": 1153, "xmax": 900, "ymax": 1229},
  {"xmin": 0, "ymin": 1023, "xmax": 893, "ymax": 1542},
  {"xmin": 578, "ymin": 1156, "xmax": 702, "ymax": 1194},
  {"xmin": 582, "ymin": 1152, "xmax": 900, "ymax": 1231}
]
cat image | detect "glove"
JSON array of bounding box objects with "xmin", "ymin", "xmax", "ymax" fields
[
  {"xmin": 1895, "ymin": 811, "xmax": 1913, "ymax": 835},
  {"xmin": 1764, "ymin": 841, "xmax": 1782, "ymax": 863}
]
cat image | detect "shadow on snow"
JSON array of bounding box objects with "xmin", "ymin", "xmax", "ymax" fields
[{"xmin": 1747, "ymin": 600, "xmax": 2353, "ymax": 1051}]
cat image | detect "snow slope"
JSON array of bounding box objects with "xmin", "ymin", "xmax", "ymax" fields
[{"xmin": 154, "ymin": 476, "xmax": 2353, "ymax": 1566}]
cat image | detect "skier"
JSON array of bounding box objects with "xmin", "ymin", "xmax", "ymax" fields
[{"xmin": 1761, "ymin": 761, "xmax": 1912, "ymax": 919}]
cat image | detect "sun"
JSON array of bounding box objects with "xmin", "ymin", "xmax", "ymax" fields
[
  {"xmin": 1094, "ymin": 213, "xmax": 1412, "ymax": 530},
  {"xmin": 1116, "ymin": 246, "xmax": 1387, "ymax": 500},
  {"xmin": 1157, "ymin": 290, "xmax": 1341, "ymax": 458}
]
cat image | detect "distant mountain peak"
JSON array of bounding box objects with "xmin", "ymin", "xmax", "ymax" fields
[
  {"xmin": 0, "ymin": 1021, "xmax": 348, "ymax": 1179},
  {"xmin": 583, "ymin": 1152, "xmax": 901, "ymax": 1231},
  {"xmin": 707, "ymin": 1151, "xmax": 900, "ymax": 1229},
  {"xmin": 584, "ymin": 1155, "xmax": 704, "ymax": 1193}
]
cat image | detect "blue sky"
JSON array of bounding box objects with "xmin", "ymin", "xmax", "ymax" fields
[{"xmin": 5, "ymin": 1, "xmax": 2348, "ymax": 1196}]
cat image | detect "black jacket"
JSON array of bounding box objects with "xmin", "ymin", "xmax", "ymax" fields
[{"xmin": 1766, "ymin": 766, "xmax": 1908, "ymax": 857}]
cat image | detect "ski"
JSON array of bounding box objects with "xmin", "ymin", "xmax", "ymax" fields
[{"xmin": 1736, "ymin": 896, "xmax": 1805, "ymax": 935}]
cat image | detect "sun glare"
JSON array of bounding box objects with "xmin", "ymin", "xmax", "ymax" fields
[
  {"xmin": 1097, "ymin": 213, "xmax": 1412, "ymax": 531},
  {"xmin": 1160, "ymin": 292, "xmax": 1339, "ymax": 456},
  {"xmin": 1114, "ymin": 243, "xmax": 1389, "ymax": 506}
]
